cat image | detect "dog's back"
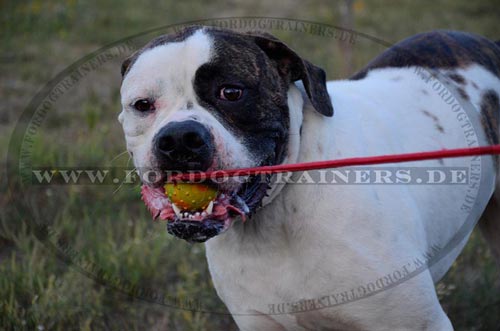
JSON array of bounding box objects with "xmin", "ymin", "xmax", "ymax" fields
[{"xmin": 352, "ymin": 31, "xmax": 500, "ymax": 266}]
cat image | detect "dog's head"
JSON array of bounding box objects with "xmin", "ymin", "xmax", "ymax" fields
[{"xmin": 119, "ymin": 26, "xmax": 332, "ymax": 243}]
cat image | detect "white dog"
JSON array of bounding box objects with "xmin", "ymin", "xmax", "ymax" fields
[{"xmin": 119, "ymin": 26, "xmax": 500, "ymax": 330}]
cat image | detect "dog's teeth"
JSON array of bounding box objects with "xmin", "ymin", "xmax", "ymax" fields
[
  {"xmin": 235, "ymin": 195, "xmax": 250, "ymax": 213},
  {"xmin": 172, "ymin": 203, "xmax": 182, "ymax": 217},
  {"xmin": 201, "ymin": 211, "xmax": 207, "ymax": 217},
  {"xmin": 189, "ymin": 214, "xmax": 194, "ymax": 219},
  {"xmin": 184, "ymin": 212, "xmax": 189, "ymax": 218},
  {"xmin": 205, "ymin": 201, "xmax": 214, "ymax": 214},
  {"xmin": 195, "ymin": 212, "xmax": 200, "ymax": 217}
]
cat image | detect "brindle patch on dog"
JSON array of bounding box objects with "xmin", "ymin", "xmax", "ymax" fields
[
  {"xmin": 191, "ymin": 27, "xmax": 332, "ymax": 167},
  {"xmin": 421, "ymin": 109, "xmax": 445, "ymax": 134},
  {"xmin": 192, "ymin": 29, "xmax": 292, "ymax": 166},
  {"xmin": 457, "ymin": 87, "xmax": 469, "ymax": 101},
  {"xmin": 448, "ymin": 73, "xmax": 466, "ymax": 85},
  {"xmin": 350, "ymin": 31, "xmax": 500, "ymax": 80},
  {"xmin": 480, "ymin": 89, "xmax": 500, "ymax": 165}
]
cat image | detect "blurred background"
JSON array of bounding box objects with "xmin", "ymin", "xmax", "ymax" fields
[{"xmin": 1, "ymin": 0, "xmax": 500, "ymax": 330}]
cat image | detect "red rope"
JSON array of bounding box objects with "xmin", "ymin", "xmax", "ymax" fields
[{"xmin": 172, "ymin": 145, "xmax": 500, "ymax": 181}]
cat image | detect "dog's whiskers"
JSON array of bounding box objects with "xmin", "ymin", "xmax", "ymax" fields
[
  {"xmin": 107, "ymin": 150, "xmax": 130, "ymax": 165},
  {"xmin": 112, "ymin": 158, "xmax": 137, "ymax": 195}
]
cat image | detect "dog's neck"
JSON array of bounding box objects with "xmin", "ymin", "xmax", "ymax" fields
[{"xmin": 206, "ymin": 84, "xmax": 310, "ymax": 252}]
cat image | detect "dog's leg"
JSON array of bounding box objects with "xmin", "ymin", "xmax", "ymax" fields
[
  {"xmin": 479, "ymin": 196, "xmax": 500, "ymax": 266},
  {"xmin": 232, "ymin": 271, "xmax": 455, "ymax": 331},
  {"xmin": 359, "ymin": 271, "xmax": 455, "ymax": 331}
]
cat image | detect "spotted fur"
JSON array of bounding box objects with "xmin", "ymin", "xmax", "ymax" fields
[
  {"xmin": 480, "ymin": 90, "xmax": 500, "ymax": 165},
  {"xmin": 351, "ymin": 31, "xmax": 500, "ymax": 80}
]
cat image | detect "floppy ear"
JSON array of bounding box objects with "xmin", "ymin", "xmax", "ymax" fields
[
  {"xmin": 252, "ymin": 33, "xmax": 334, "ymax": 117},
  {"xmin": 121, "ymin": 55, "xmax": 134, "ymax": 77},
  {"xmin": 121, "ymin": 49, "xmax": 141, "ymax": 77}
]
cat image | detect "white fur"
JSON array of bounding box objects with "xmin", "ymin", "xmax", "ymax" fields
[{"xmin": 205, "ymin": 65, "xmax": 499, "ymax": 330}]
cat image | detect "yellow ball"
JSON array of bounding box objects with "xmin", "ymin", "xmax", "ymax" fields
[{"xmin": 164, "ymin": 183, "xmax": 218, "ymax": 211}]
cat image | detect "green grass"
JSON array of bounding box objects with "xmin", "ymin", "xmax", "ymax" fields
[{"xmin": 1, "ymin": 0, "xmax": 500, "ymax": 330}]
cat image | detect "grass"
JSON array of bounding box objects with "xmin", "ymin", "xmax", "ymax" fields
[{"xmin": 1, "ymin": 0, "xmax": 500, "ymax": 330}]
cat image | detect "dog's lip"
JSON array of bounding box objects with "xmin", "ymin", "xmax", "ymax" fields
[
  {"xmin": 166, "ymin": 219, "xmax": 232, "ymax": 243},
  {"xmin": 140, "ymin": 165, "xmax": 272, "ymax": 243},
  {"xmin": 140, "ymin": 183, "xmax": 247, "ymax": 236}
]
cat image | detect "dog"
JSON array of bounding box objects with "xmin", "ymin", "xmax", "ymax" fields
[{"xmin": 119, "ymin": 26, "xmax": 500, "ymax": 330}]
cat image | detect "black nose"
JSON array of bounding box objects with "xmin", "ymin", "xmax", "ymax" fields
[{"xmin": 153, "ymin": 120, "xmax": 214, "ymax": 171}]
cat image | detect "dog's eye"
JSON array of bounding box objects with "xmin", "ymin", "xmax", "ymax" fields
[
  {"xmin": 133, "ymin": 99, "xmax": 155, "ymax": 112},
  {"xmin": 218, "ymin": 86, "xmax": 243, "ymax": 101}
]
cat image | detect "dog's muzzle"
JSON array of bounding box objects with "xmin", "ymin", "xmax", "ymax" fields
[{"xmin": 142, "ymin": 120, "xmax": 273, "ymax": 243}]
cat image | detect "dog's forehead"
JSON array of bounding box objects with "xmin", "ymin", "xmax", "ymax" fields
[
  {"xmin": 121, "ymin": 27, "xmax": 265, "ymax": 97},
  {"xmin": 122, "ymin": 29, "xmax": 213, "ymax": 93}
]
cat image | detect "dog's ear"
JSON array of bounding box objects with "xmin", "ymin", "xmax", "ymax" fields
[
  {"xmin": 121, "ymin": 50, "xmax": 140, "ymax": 77},
  {"xmin": 121, "ymin": 55, "xmax": 134, "ymax": 77},
  {"xmin": 251, "ymin": 33, "xmax": 333, "ymax": 117}
]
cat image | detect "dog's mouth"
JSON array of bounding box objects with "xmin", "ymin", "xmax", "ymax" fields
[{"xmin": 141, "ymin": 174, "xmax": 271, "ymax": 243}]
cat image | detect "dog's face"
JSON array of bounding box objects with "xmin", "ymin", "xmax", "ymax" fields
[{"xmin": 119, "ymin": 26, "xmax": 332, "ymax": 243}]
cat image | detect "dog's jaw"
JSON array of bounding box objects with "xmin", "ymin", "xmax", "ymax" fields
[{"xmin": 260, "ymin": 84, "xmax": 305, "ymax": 207}]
